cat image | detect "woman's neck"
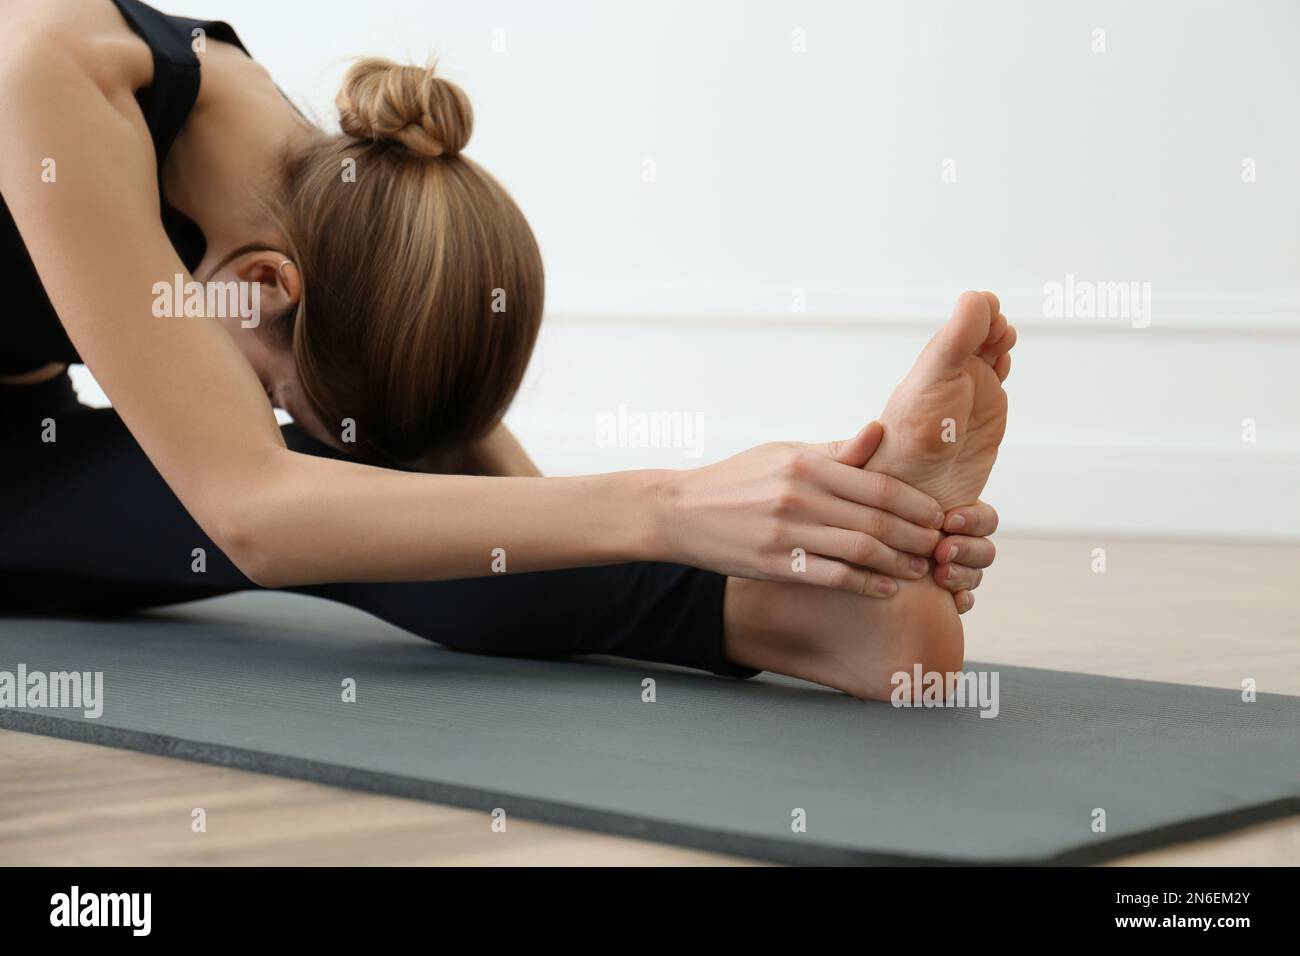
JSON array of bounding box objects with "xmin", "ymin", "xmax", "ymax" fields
[{"xmin": 162, "ymin": 40, "xmax": 319, "ymax": 275}]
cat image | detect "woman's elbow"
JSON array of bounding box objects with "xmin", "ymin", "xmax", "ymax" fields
[{"xmin": 210, "ymin": 505, "xmax": 291, "ymax": 589}]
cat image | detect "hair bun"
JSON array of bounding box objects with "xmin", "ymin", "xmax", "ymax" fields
[{"xmin": 335, "ymin": 57, "xmax": 473, "ymax": 158}]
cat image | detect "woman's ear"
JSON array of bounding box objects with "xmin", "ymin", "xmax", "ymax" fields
[{"xmin": 234, "ymin": 250, "xmax": 302, "ymax": 314}]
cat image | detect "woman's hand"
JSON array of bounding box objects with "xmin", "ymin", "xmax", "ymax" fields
[
  {"xmin": 930, "ymin": 501, "xmax": 999, "ymax": 613},
  {"xmin": 658, "ymin": 422, "xmax": 946, "ymax": 596}
]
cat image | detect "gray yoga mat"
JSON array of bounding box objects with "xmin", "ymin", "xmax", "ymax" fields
[{"xmin": 1, "ymin": 591, "xmax": 1297, "ymax": 865}]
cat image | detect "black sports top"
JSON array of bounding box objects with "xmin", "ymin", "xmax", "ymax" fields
[{"xmin": 0, "ymin": 0, "xmax": 250, "ymax": 375}]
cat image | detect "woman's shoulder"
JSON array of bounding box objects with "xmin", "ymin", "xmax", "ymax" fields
[{"xmin": 0, "ymin": 0, "xmax": 155, "ymax": 96}]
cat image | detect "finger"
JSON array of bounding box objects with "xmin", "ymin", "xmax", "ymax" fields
[
  {"xmin": 798, "ymin": 555, "xmax": 899, "ymax": 597},
  {"xmin": 818, "ymin": 420, "xmax": 884, "ymax": 469},
  {"xmin": 981, "ymin": 290, "xmax": 1001, "ymax": 317},
  {"xmin": 812, "ymin": 457, "xmax": 944, "ymax": 530},
  {"xmin": 934, "ymin": 562, "xmax": 983, "ymax": 592},
  {"xmin": 812, "ymin": 497, "xmax": 942, "ymax": 555},
  {"xmin": 799, "ymin": 526, "xmax": 930, "ymax": 580},
  {"xmin": 953, "ymin": 590, "xmax": 975, "ymax": 614},
  {"xmin": 933, "ymin": 534, "xmax": 996, "ymax": 569},
  {"xmin": 943, "ymin": 500, "xmax": 999, "ymax": 536}
]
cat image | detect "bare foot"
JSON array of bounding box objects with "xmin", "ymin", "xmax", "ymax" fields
[
  {"xmin": 721, "ymin": 292, "xmax": 1016, "ymax": 700},
  {"xmin": 867, "ymin": 291, "xmax": 1016, "ymax": 510},
  {"xmin": 724, "ymin": 573, "xmax": 964, "ymax": 701}
]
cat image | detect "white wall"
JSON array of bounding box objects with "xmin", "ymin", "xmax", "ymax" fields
[{"xmin": 89, "ymin": 0, "xmax": 1300, "ymax": 539}]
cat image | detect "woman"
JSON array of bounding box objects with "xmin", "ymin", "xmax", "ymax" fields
[{"xmin": 0, "ymin": 0, "xmax": 1012, "ymax": 699}]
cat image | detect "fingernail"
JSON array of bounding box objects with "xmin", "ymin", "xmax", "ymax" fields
[
  {"xmin": 932, "ymin": 511, "xmax": 945, "ymax": 529},
  {"xmin": 876, "ymin": 577, "xmax": 897, "ymax": 596},
  {"xmin": 948, "ymin": 514, "xmax": 966, "ymax": 531},
  {"xmin": 910, "ymin": 556, "xmax": 928, "ymax": 574},
  {"xmin": 947, "ymin": 544, "xmax": 959, "ymax": 563}
]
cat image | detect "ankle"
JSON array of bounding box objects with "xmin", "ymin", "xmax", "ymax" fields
[{"xmin": 721, "ymin": 576, "xmax": 796, "ymax": 676}]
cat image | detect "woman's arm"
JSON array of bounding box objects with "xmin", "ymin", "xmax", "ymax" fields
[{"xmin": 0, "ymin": 31, "xmax": 949, "ymax": 595}]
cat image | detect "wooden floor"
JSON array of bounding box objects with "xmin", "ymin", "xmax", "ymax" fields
[{"xmin": 2, "ymin": 534, "xmax": 1298, "ymax": 866}]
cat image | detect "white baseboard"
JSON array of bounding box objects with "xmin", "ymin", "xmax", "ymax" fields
[{"xmin": 546, "ymin": 282, "xmax": 1300, "ymax": 334}]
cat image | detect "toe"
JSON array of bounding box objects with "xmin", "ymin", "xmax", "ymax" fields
[
  {"xmin": 980, "ymin": 322, "xmax": 1017, "ymax": 366},
  {"xmin": 993, "ymin": 351, "xmax": 1012, "ymax": 382},
  {"xmin": 999, "ymin": 323, "xmax": 1018, "ymax": 354},
  {"xmin": 920, "ymin": 291, "xmax": 994, "ymax": 378},
  {"xmin": 979, "ymin": 312, "xmax": 1008, "ymax": 361}
]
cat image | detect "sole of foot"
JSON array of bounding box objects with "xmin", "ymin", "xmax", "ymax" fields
[{"xmin": 867, "ymin": 290, "xmax": 1016, "ymax": 511}]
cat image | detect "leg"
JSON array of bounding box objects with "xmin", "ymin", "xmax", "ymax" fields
[
  {"xmin": 0, "ymin": 374, "xmax": 247, "ymax": 612},
  {"xmin": 0, "ymin": 374, "xmax": 751, "ymax": 679}
]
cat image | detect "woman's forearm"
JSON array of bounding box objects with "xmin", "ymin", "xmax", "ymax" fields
[{"xmin": 226, "ymin": 448, "xmax": 669, "ymax": 587}]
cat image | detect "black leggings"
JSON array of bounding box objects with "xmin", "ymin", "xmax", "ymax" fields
[{"xmin": 0, "ymin": 374, "xmax": 754, "ymax": 679}]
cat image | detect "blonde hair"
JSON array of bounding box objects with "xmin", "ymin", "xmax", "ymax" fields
[{"xmin": 268, "ymin": 57, "xmax": 543, "ymax": 467}]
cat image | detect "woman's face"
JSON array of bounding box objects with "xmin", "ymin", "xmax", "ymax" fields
[
  {"xmin": 224, "ymin": 317, "xmax": 335, "ymax": 445},
  {"xmin": 205, "ymin": 250, "xmax": 339, "ymax": 450}
]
